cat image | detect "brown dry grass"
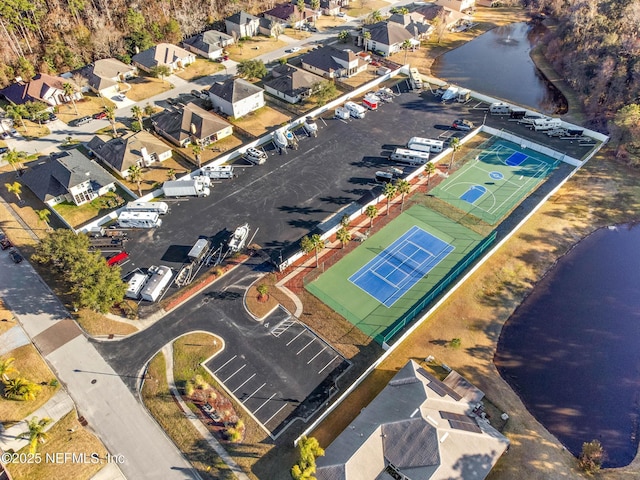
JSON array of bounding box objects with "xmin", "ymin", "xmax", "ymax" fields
[
  {"xmin": 337, "ymin": 65, "xmax": 380, "ymax": 89},
  {"xmin": 0, "ymin": 345, "xmax": 59, "ymax": 424},
  {"xmin": 13, "ymin": 119, "xmax": 50, "ymax": 140},
  {"xmin": 127, "ymin": 76, "xmax": 174, "ymax": 102},
  {"xmin": 344, "ymin": 0, "xmax": 388, "ymax": 18},
  {"xmin": 175, "ymin": 58, "xmax": 224, "ymax": 81},
  {"xmin": 245, "ymin": 274, "xmax": 297, "ymax": 319},
  {"xmin": 0, "ymin": 299, "xmax": 17, "ymax": 335},
  {"xmin": 226, "ymin": 36, "xmax": 289, "ymax": 62},
  {"xmin": 231, "ymin": 106, "xmax": 291, "ymax": 137},
  {"xmin": 55, "ymin": 95, "xmax": 115, "ymax": 125},
  {"xmin": 6, "ymin": 410, "xmax": 108, "ymax": 480},
  {"xmin": 174, "ymin": 135, "xmax": 245, "ymax": 169},
  {"xmin": 75, "ymin": 308, "xmax": 138, "ymax": 337},
  {"xmin": 120, "ymin": 153, "xmax": 194, "ymax": 195}
]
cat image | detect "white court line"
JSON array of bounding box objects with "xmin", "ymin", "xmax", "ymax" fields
[
  {"xmin": 319, "ymin": 355, "xmax": 339, "ymax": 374},
  {"xmin": 286, "ymin": 329, "xmax": 306, "ymax": 346},
  {"xmin": 214, "ymin": 355, "xmax": 236, "ymax": 374},
  {"xmin": 297, "ymin": 338, "xmax": 315, "ymax": 355},
  {"xmin": 232, "ymin": 373, "xmax": 256, "ymax": 394},
  {"xmin": 243, "ymin": 382, "xmax": 266, "ymax": 403},
  {"xmin": 264, "ymin": 403, "xmax": 289, "ymax": 426},
  {"xmin": 307, "ymin": 346, "xmax": 326, "ymax": 365},
  {"xmin": 224, "ymin": 364, "xmax": 246, "ymax": 383},
  {"xmin": 253, "ymin": 393, "xmax": 277, "ymax": 414}
]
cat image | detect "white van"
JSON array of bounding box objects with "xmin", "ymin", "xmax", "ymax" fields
[
  {"xmin": 390, "ymin": 148, "xmax": 430, "ymax": 166},
  {"xmin": 125, "ymin": 201, "xmax": 169, "ymax": 215},
  {"xmin": 407, "ymin": 137, "xmax": 444, "ymax": 154},
  {"xmin": 489, "ymin": 102, "xmax": 511, "ymax": 115},
  {"xmin": 345, "ymin": 101, "xmax": 366, "ymax": 119},
  {"xmin": 118, "ymin": 211, "xmax": 162, "ymax": 229},
  {"xmin": 532, "ymin": 118, "xmax": 563, "ymax": 131}
]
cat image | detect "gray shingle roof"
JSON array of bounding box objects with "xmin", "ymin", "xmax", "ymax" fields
[
  {"xmin": 366, "ymin": 20, "xmax": 415, "ymax": 45},
  {"xmin": 132, "ymin": 43, "xmax": 192, "ymax": 69},
  {"xmin": 183, "ymin": 30, "xmax": 232, "ymax": 54},
  {"xmin": 209, "ymin": 78, "xmax": 263, "ymax": 103},
  {"xmin": 263, "ymin": 65, "xmax": 321, "ymax": 98},
  {"xmin": 152, "ymin": 102, "xmax": 231, "ymax": 145},
  {"xmin": 77, "ymin": 58, "xmax": 135, "ymax": 91},
  {"xmin": 87, "ymin": 131, "xmax": 171, "ymax": 173},
  {"xmin": 382, "ymin": 418, "xmax": 439, "ymax": 468},
  {"xmin": 299, "ymin": 46, "xmax": 357, "ymax": 75},
  {"xmin": 226, "ymin": 10, "xmax": 259, "ymax": 25}
]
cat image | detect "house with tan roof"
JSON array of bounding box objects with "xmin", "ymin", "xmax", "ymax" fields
[
  {"xmin": 132, "ymin": 43, "xmax": 195, "ymax": 74},
  {"xmin": 299, "ymin": 46, "xmax": 368, "ymax": 79},
  {"xmin": 182, "ymin": 30, "xmax": 234, "ymax": 60},
  {"xmin": 0, "ymin": 73, "xmax": 82, "ymax": 108},
  {"xmin": 74, "ymin": 58, "xmax": 137, "ymax": 97},
  {"xmin": 436, "ymin": 0, "xmax": 475, "ymax": 13},
  {"xmin": 360, "ymin": 14, "xmax": 433, "ymax": 57},
  {"xmin": 416, "ymin": 4, "xmax": 469, "ymax": 30},
  {"xmin": 87, "ymin": 131, "xmax": 173, "ymax": 178},
  {"xmin": 263, "ymin": 64, "xmax": 323, "ymax": 104},
  {"xmin": 208, "ymin": 78, "xmax": 265, "ymax": 118},
  {"xmin": 315, "ymin": 360, "xmax": 509, "ymax": 480},
  {"xmin": 151, "ymin": 102, "xmax": 233, "ymax": 147}
]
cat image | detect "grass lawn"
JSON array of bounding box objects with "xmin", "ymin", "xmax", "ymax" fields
[
  {"xmin": 52, "ymin": 187, "xmax": 132, "ymax": 229},
  {"xmin": 0, "ymin": 345, "xmax": 60, "ymax": 425},
  {"xmin": 231, "ymin": 106, "xmax": 291, "ymax": 137},
  {"xmin": 337, "ymin": 65, "xmax": 380, "ymax": 89},
  {"xmin": 175, "ymin": 135, "xmax": 245, "ymax": 168},
  {"xmin": 92, "ymin": 122, "xmax": 128, "ymax": 138},
  {"xmin": 76, "ymin": 308, "xmax": 138, "ymax": 337},
  {"xmin": 127, "ymin": 76, "xmax": 173, "ymax": 102},
  {"xmin": 343, "ymin": 0, "xmax": 388, "ymax": 18},
  {"xmin": 0, "ymin": 300, "xmax": 16, "ymax": 336},
  {"xmin": 13, "ymin": 119, "xmax": 50, "ymax": 140},
  {"xmin": 226, "ymin": 36, "xmax": 289, "ymax": 62},
  {"xmin": 120, "ymin": 153, "xmax": 195, "ymax": 195},
  {"xmin": 55, "ymin": 95, "xmax": 115, "ymax": 125},
  {"xmin": 176, "ymin": 59, "xmax": 224, "ymax": 81},
  {"xmin": 6, "ymin": 410, "xmax": 108, "ymax": 480},
  {"xmin": 315, "ymin": 15, "xmax": 348, "ymax": 30}
]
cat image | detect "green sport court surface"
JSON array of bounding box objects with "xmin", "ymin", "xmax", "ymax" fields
[
  {"xmin": 307, "ymin": 205, "xmax": 485, "ymax": 343},
  {"xmin": 430, "ymin": 137, "xmax": 560, "ymax": 225}
]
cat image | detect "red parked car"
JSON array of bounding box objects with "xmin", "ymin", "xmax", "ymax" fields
[{"xmin": 93, "ymin": 111, "xmax": 108, "ymax": 120}]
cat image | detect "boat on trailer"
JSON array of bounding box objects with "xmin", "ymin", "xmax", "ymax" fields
[{"xmin": 229, "ymin": 223, "xmax": 250, "ymax": 252}]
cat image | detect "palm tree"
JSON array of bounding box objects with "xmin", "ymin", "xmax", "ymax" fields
[
  {"xmin": 300, "ymin": 233, "xmax": 325, "ymax": 267},
  {"xmin": 3, "ymin": 148, "xmax": 29, "ymax": 172},
  {"xmin": 131, "ymin": 105, "xmax": 143, "ymax": 128},
  {"xmin": 382, "ymin": 182, "xmax": 397, "ymax": 215},
  {"xmin": 6, "ymin": 105, "xmax": 27, "ymax": 130},
  {"xmin": 19, "ymin": 417, "xmax": 52, "ymax": 454},
  {"xmin": 167, "ymin": 168, "xmax": 176, "ymax": 181},
  {"xmin": 3, "ymin": 377, "xmax": 41, "ymax": 401},
  {"xmin": 190, "ymin": 142, "xmax": 203, "ymax": 168},
  {"xmin": 395, "ymin": 179, "xmax": 411, "ymax": 211},
  {"xmin": 448, "ymin": 137, "xmax": 461, "ymax": 172},
  {"xmin": 310, "ymin": 0, "xmax": 320, "ymax": 25},
  {"xmin": 0, "ymin": 357, "xmax": 18, "ymax": 382},
  {"xmin": 365, "ymin": 205, "xmax": 378, "ymax": 227},
  {"xmin": 127, "ymin": 165, "xmax": 144, "ymax": 197},
  {"xmin": 424, "ymin": 161, "xmax": 436, "ymax": 186},
  {"xmin": 336, "ymin": 227, "xmax": 351, "ymax": 249},
  {"xmin": 5, "ymin": 181, "xmax": 22, "ymax": 203},
  {"xmin": 362, "ymin": 31, "xmax": 372, "ymax": 52},
  {"xmin": 105, "ymin": 105, "xmax": 118, "ymax": 137},
  {"xmin": 36, "ymin": 208, "xmax": 51, "ymax": 230},
  {"xmin": 144, "ymin": 103, "xmax": 155, "ymax": 117},
  {"xmin": 402, "ymin": 39, "xmax": 413, "ymax": 64},
  {"xmin": 62, "ymin": 82, "xmax": 79, "ymax": 115},
  {"xmin": 367, "ymin": 10, "xmax": 382, "ymax": 24},
  {"xmin": 340, "ymin": 214, "xmax": 350, "ymax": 228}
]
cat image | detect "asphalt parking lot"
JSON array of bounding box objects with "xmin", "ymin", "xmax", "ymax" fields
[{"xmin": 119, "ymin": 81, "xmax": 595, "ymax": 278}]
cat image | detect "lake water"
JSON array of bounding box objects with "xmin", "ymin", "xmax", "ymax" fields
[
  {"xmin": 432, "ymin": 22, "xmax": 566, "ymax": 114},
  {"xmin": 495, "ymin": 225, "xmax": 640, "ymax": 467}
]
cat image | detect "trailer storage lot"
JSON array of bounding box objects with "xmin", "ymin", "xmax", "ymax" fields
[{"xmin": 119, "ymin": 83, "xmax": 594, "ymax": 278}]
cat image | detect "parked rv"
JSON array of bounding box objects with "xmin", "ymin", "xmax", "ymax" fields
[
  {"xmin": 407, "ymin": 137, "xmax": 444, "ymax": 153},
  {"xmin": 489, "ymin": 102, "xmax": 511, "ymax": 115},
  {"xmin": 409, "ymin": 68, "xmax": 423, "ymax": 89},
  {"xmin": 518, "ymin": 113, "xmax": 546, "ymax": 125},
  {"xmin": 532, "ymin": 118, "xmax": 562, "ymax": 131},
  {"xmin": 345, "ymin": 101, "xmax": 366, "ymax": 119},
  {"xmin": 335, "ymin": 107, "xmax": 350, "ymax": 120},
  {"xmin": 118, "ymin": 211, "xmax": 162, "ymax": 228},
  {"xmin": 390, "ymin": 148, "xmax": 430, "ymax": 166},
  {"xmin": 125, "ymin": 272, "xmax": 148, "ymax": 299},
  {"xmin": 162, "ymin": 179, "xmax": 211, "ymax": 197},
  {"xmin": 202, "ymin": 165, "xmax": 235, "ymax": 179},
  {"xmin": 362, "ymin": 93, "xmax": 380, "ymax": 111},
  {"xmin": 375, "ymin": 171, "xmax": 394, "ymax": 183},
  {"xmin": 243, "ymin": 147, "xmax": 267, "ymax": 165},
  {"xmin": 457, "ymin": 89, "xmax": 471, "ymax": 103},
  {"xmin": 509, "ymin": 108, "xmax": 527, "ymax": 119},
  {"xmin": 140, "ymin": 265, "xmax": 173, "ymax": 302},
  {"xmin": 125, "ymin": 201, "xmax": 169, "ymax": 215}
]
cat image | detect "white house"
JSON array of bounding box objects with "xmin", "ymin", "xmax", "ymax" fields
[
  {"xmin": 74, "ymin": 58, "xmax": 138, "ymax": 97},
  {"xmin": 132, "ymin": 43, "xmax": 196, "ymax": 73},
  {"xmin": 208, "ymin": 78, "xmax": 265, "ymax": 118},
  {"xmin": 0, "ymin": 74, "xmax": 83, "ymax": 108},
  {"xmin": 225, "ymin": 11, "xmax": 260, "ymax": 38}
]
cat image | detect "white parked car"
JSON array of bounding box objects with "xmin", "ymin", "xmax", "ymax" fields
[
  {"xmin": 288, "ymin": 47, "xmax": 301, "ymax": 53},
  {"xmin": 337, "ymin": 12, "xmax": 346, "ymax": 17}
]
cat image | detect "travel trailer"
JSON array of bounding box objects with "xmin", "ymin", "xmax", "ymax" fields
[
  {"xmin": 335, "ymin": 107, "xmax": 350, "ymax": 120},
  {"xmin": 345, "ymin": 101, "xmax": 366, "ymax": 119},
  {"xmin": 117, "ymin": 211, "xmax": 162, "ymax": 228},
  {"xmin": 202, "ymin": 165, "xmax": 235, "ymax": 179},
  {"xmin": 125, "ymin": 201, "xmax": 169, "ymax": 215},
  {"xmin": 362, "ymin": 93, "xmax": 380, "ymax": 111},
  {"xmin": 407, "ymin": 137, "xmax": 444, "ymax": 153},
  {"xmin": 489, "ymin": 103, "xmax": 511, "ymax": 115},
  {"xmin": 162, "ymin": 179, "xmax": 210, "ymax": 197},
  {"xmin": 140, "ymin": 265, "xmax": 173, "ymax": 302},
  {"xmin": 125, "ymin": 273, "xmax": 149, "ymax": 299},
  {"xmin": 532, "ymin": 117, "xmax": 563, "ymax": 131},
  {"xmin": 390, "ymin": 148, "xmax": 430, "ymax": 166},
  {"xmin": 409, "ymin": 68, "xmax": 423, "ymax": 89}
]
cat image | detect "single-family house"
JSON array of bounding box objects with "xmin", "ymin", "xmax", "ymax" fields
[
  {"xmin": 417, "ymin": 4, "xmax": 468, "ymax": 30},
  {"xmin": 152, "ymin": 102, "xmax": 233, "ymax": 147},
  {"xmin": 132, "ymin": 43, "xmax": 196, "ymax": 74},
  {"xmin": 87, "ymin": 131, "xmax": 173, "ymax": 178},
  {"xmin": 436, "ymin": 0, "xmax": 475, "ymax": 13},
  {"xmin": 182, "ymin": 30, "xmax": 234, "ymax": 60},
  {"xmin": 20, "ymin": 149, "xmax": 117, "ymax": 207},
  {"xmin": 264, "ymin": 3, "xmax": 318, "ymax": 28},
  {"xmin": 208, "ymin": 78, "xmax": 265, "ymax": 118},
  {"xmin": 299, "ymin": 46, "xmax": 368, "ymax": 79},
  {"xmin": 360, "ymin": 15, "xmax": 433, "ymax": 57},
  {"xmin": 258, "ymin": 17, "xmax": 284, "ymax": 38},
  {"xmin": 74, "ymin": 58, "xmax": 137, "ymax": 97},
  {"xmin": 293, "ymin": 0, "xmax": 342, "ymax": 16},
  {"xmin": 315, "ymin": 360, "xmax": 510, "ymax": 480},
  {"xmin": 225, "ymin": 11, "xmax": 260, "ymax": 39},
  {"xmin": 263, "ymin": 64, "xmax": 323, "ymax": 104},
  {"xmin": 0, "ymin": 74, "xmax": 82, "ymax": 108}
]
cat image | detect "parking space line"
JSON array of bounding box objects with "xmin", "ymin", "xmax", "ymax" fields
[
  {"xmin": 232, "ymin": 373, "xmax": 256, "ymax": 394},
  {"xmin": 286, "ymin": 329, "xmax": 306, "ymax": 346},
  {"xmin": 224, "ymin": 364, "xmax": 246, "ymax": 383},
  {"xmin": 243, "ymin": 383, "xmax": 266, "ymax": 404},
  {"xmin": 214, "ymin": 355, "xmax": 236, "ymax": 374},
  {"xmin": 296, "ymin": 338, "xmax": 315, "ymax": 355},
  {"xmin": 253, "ymin": 393, "xmax": 277, "ymax": 414},
  {"xmin": 264, "ymin": 403, "xmax": 289, "ymax": 427},
  {"xmin": 318, "ymin": 355, "xmax": 340, "ymax": 374},
  {"xmin": 307, "ymin": 346, "xmax": 326, "ymax": 365}
]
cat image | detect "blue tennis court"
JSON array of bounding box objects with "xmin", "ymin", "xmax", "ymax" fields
[
  {"xmin": 349, "ymin": 226, "xmax": 455, "ymax": 307},
  {"xmin": 460, "ymin": 185, "xmax": 486, "ymax": 204},
  {"xmin": 506, "ymin": 151, "xmax": 527, "ymax": 166}
]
